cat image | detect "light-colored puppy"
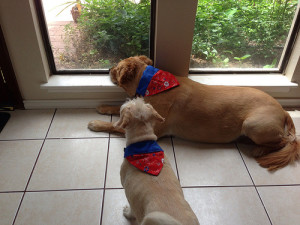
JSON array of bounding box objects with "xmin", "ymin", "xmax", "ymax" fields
[
  {"xmin": 114, "ymin": 98, "xmax": 199, "ymax": 225},
  {"xmin": 89, "ymin": 55, "xmax": 300, "ymax": 171}
]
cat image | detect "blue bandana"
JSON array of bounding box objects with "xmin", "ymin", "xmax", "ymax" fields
[
  {"xmin": 124, "ymin": 140, "xmax": 164, "ymax": 176},
  {"xmin": 124, "ymin": 140, "xmax": 163, "ymax": 158}
]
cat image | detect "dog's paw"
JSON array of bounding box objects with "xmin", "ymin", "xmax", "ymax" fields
[
  {"xmin": 123, "ymin": 205, "xmax": 136, "ymax": 220},
  {"xmin": 96, "ymin": 105, "xmax": 120, "ymax": 115},
  {"xmin": 88, "ymin": 120, "xmax": 111, "ymax": 132}
]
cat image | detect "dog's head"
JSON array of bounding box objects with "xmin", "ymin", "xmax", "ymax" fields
[
  {"xmin": 110, "ymin": 56, "xmax": 153, "ymax": 97},
  {"xmin": 114, "ymin": 97, "xmax": 164, "ymax": 130}
]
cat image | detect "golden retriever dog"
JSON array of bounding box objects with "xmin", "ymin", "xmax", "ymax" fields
[
  {"xmin": 115, "ymin": 97, "xmax": 199, "ymax": 225},
  {"xmin": 88, "ymin": 55, "xmax": 300, "ymax": 171}
]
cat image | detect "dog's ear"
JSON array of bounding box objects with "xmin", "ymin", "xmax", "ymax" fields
[
  {"xmin": 109, "ymin": 66, "xmax": 118, "ymax": 84},
  {"xmin": 113, "ymin": 107, "xmax": 131, "ymax": 129},
  {"xmin": 119, "ymin": 62, "xmax": 137, "ymax": 86},
  {"xmin": 138, "ymin": 55, "xmax": 153, "ymax": 66}
]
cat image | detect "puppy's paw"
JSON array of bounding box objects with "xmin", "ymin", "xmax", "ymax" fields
[
  {"xmin": 88, "ymin": 120, "xmax": 112, "ymax": 132},
  {"xmin": 123, "ymin": 205, "xmax": 136, "ymax": 220}
]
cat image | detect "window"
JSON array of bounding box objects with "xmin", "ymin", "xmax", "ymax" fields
[
  {"xmin": 36, "ymin": 0, "xmax": 153, "ymax": 74},
  {"xmin": 190, "ymin": 0, "xmax": 299, "ymax": 73}
]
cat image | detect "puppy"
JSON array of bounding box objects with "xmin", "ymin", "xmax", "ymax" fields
[
  {"xmin": 89, "ymin": 55, "xmax": 300, "ymax": 171},
  {"xmin": 114, "ymin": 98, "xmax": 199, "ymax": 225}
]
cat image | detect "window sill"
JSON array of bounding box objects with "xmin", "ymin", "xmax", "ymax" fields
[{"xmin": 41, "ymin": 74, "xmax": 298, "ymax": 93}]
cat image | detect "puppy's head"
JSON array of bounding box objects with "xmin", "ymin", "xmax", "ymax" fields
[
  {"xmin": 109, "ymin": 55, "xmax": 153, "ymax": 88},
  {"xmin": 114, "ymin": 97, "xmax": 164, "ymax": 130}
]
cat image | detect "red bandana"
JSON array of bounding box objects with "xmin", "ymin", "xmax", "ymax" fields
[
  {"xmin": 145, "ymin": 70, "xmax": 180, "ymax": 96},
  {"xmin": 126, "ymin": 152, "xmax": 164, "ymax": 176},
  {"xmin": 136, "ymin": 66, "xmax": 180, "ymax": 97},
  {"xmin": 124, "ymin": 140, "xmax": 164, "ymax": 176}
]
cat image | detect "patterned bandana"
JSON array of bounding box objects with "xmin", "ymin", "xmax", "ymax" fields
[
  {"xmin": 124, "ymin": 140, "xmax": 164, "ymax": 176},
  {"xmin": 136, "ymin": 66, "xmax": 180, "ymax": 97}
]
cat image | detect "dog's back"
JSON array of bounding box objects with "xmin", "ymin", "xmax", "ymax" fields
[
  {"xmin": 121, "ymin": 156, "xmax": 199, "ymax": 225},
  {"xmin": 142, "ymin": 211, "xmax": 183, "ymax": 225}
]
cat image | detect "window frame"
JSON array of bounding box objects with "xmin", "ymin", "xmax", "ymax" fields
[
  {"xmin": 0, "ymin": 0, "xmax": 299, "ymax": 109},
  {"xmin": 34, "ymin": 0, "xmax": 156, "ymax": 75}
]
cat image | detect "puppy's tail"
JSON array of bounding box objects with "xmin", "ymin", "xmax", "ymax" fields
[
  {"xmin": 256, "ymin": 112, "xmax": 300, "ymax": 171},
  {"xmin": 141, "ymin": 211, "xmax": 183, "ymax": 225}
]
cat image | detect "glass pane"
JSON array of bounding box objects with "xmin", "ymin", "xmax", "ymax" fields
[
  {"xmin": 190, "ymin": 0, "xmax": 298, "ymax": 70},
  {"xmin": 41, "ymin": 0, "xmax": 151, "ymax": 71}
]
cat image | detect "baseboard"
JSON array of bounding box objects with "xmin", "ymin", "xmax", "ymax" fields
[
  {"xmin": 23, "ymin": 98, "xmax": 300, "ymax": 109},
  {"xmin": 23, "ymin": 99, "xmax": 126, "ymax": 109},
  {"xmin": 276, "ymin": 99, "xmax": 300, "ymax": 108}
]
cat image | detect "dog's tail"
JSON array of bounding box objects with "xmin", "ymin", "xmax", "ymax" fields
[
  {"xmin": 141, "ymin": 211, "xmax": 183, "ymax": 225},
  {"xmin": 256, "ymin": 112, "xmax": 300, "ymax": 171}
]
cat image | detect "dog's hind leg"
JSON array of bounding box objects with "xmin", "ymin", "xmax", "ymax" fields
[
  {"xmin": 141, "ymin": 212, "xmax": 182, "ymax": 225},
  {"xmin": 123, "ymin": 205, "xmax": 136, "ymax": 220},
  {"xmin": 242, "ymin": 111, "xmax": 300, "ymax": 170}
]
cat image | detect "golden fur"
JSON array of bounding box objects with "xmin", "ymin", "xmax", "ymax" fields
[
  {"xmin": 115, "ymin": 98, "xmax": 199, "ymax": 225},
  {"xmin": 88, "ymin": 56, "xmax": 300, "ymax": 171}
]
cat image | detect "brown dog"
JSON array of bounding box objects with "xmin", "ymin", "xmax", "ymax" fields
[{"xmin": 88, "ymin": 55, "xmax": 300, "ymax": 171}]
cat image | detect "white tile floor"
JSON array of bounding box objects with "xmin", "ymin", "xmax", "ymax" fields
[{"xmin": 0, "ymin": 109, "xmax": 300, "ymax": 225}]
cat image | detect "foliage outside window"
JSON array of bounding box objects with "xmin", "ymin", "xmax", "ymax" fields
[
  {"xmin": 43, "ymin": 0, "xmax": 150, "ymax": 70},
  {"xmin": 190, "ymin": 0, "xmax": 298, "ymax": 69}
]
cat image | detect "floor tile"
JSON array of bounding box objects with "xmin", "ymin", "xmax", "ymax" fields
[
  {"xmin": 0, "ymin": 140, "xmax": 43, "ymax": 191},
  {"xmin": 238, "ymin": 143, "xmax": 300, "ymax": 185},
  {"xmin": 102, "ymin": 189, "xmax": 137, "ymax": 225},
  {"xmin": 47, "ymin": 109, "xmax": 110, "ymax": 138},
  {"xmin": 27, "ymin": 139, "xmax": 108, "ymax": 191},
  {"xmin": 105, "ymin": 138, "xmax": 177, "ymax": 188},
  {"xmin": 0, "ymin": 193, "xmax": 23, "ymax": 225},
  {"xmin": 258, "ymin": 186, "xmax": 300, "ymax": 225},
  {"xmin": 183, "ymin": 187, "xmax": 270, "ymax": 225},
  {"xmin": 105, "ymin": 138, "xmax": 126, "ymax": 188},
  {"xmin": 14, "ymin": 190, "xmax": 103, "ymax": 225},
  {"xmin": 0, "ymin": 110, "xmax": 54, "ymax": 140},
  {"xmin": 173, "ymin": 138, "xmax": 252, "ymax": 186}
]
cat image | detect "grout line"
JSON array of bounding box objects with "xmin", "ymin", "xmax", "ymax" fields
[
  {"xmin": 12, "ymin": 109, "xmax": 58, "ymax": 225},
  {"xmin": 25, "ymin": 188, "xmax": 105, "ymax": 193},
  {"xmin": 171, "ymin": 136, "xmax": 181, "ymax": 182},
  {"xmin": 99, "ymin": 114, "xmax": 112, "ymax": 225},
  {"xmin": 46, "ymin": 136, "xmax": 110, "ymax": 140},
  {"xmin": 182, "ymin": 185, "xmax": 255, "ymax": 189},
  {"xmin": 0, "ymin": 190, "xmax": 24, "ymax": 194},
  {"xmin": 256, "ymin": 184, "xmax": 300, "ymax": 187},
  {"xmin": 235, "ymin": 143, "xmax": 273, "ymax": 225},
  {"xmin": 0, "ymin": 138, "xmax": 45, "ymax": 142}
]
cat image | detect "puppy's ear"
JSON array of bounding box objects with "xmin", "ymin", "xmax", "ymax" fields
[
  {"xmin": 152, "ymin": 110, "xmax": 165, "ymax": 123},
  {"xmin": 138, "ymin": 55, "xmax": 153, "ymax": 65},
  {"xmin": 146, "ymin": 104, "xmax": 165, "ymax": 123},
  {"xmin": 119, "ymin": 62, "xmax": 137, "ymax": 86},
  {"xmin": 113, "ymin": 108, "xmax": 131, "ymax": 129}
]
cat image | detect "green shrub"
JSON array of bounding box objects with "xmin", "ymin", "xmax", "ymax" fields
[
  {"xmin": 192, "ymin": 0, "xmax": 298, "ymax": 68},
  {"xmin": 61, "ymin": 0, "xmax": 297, "ymax": 69},
  {"xmin": 79, "ymin": 0, "xmax": 150, "ymax": 61}
]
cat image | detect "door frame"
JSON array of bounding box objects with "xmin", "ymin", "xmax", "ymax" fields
[{"xmin": 0, "ymin": 25, "xmax": 24, "ymax": 109}]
